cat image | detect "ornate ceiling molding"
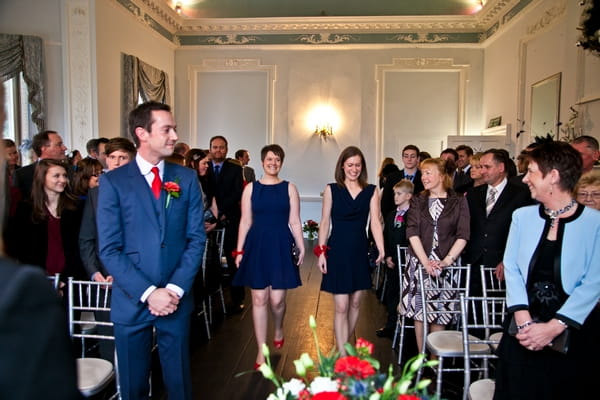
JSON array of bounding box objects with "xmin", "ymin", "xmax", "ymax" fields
[{"xmin": 111, "ymin": 0, "xmax": 544, "ymax": 46}]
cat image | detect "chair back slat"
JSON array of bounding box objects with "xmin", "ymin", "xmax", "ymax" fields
[
  {"xmin": 460, "ymin": 294, "xmax": 506, "ymax": 400},
  {"xmin": 68, "ymin": 278, "xmax": 114, "ymax": 341}
]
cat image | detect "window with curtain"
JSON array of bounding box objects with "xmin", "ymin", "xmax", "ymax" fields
[
  {"xmin": 0, "ymin": 34, "xmax": 45, "ymax": 144},
  {"xmin": 121, "ymin": 54, "xmax": 170, "ymax": 137}
]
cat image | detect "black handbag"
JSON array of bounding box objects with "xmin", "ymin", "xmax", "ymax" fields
[
  {"xmin": 291, "ymin": 243, "xmax": 300, "ymax": 266},
  {"xmin": 508, "ymin": 316, "xmax": 570, "ymax": 354}
]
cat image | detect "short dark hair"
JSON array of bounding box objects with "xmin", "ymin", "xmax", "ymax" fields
[
  {"xmin": 571, "ymin": 135, "xmax": 599, "ymax": 151},
  {"xmin": 260, "ymin": 144, "xmax": 285, "ymax": 163},
  {"xmin": 528, "ymin": 141, "xmax": 583, "ymax": 192},
  {"xmin": 440, "ymin": 148, "xmax": 459, "ymax": 161},
  {"xmin": 402, "ymin": 144, "xmax": 420, "ymax": 155},
  {"xmin": 128, "ymin": 101, "xmax": 171, "ymax": 147},
  {"xmin": 235, "ymin": 149, "xmax": 248, "ymax": 160},
  {"xmin": 456, "ymin": 145, "xmax": 474, "ymax": 157},
  {"xmin": 105, "ymin": 137, "xmax": 136, "ymax": 158},
  {"xmin": 209, "ymin": 135, "xmax": 228, "ymax": 148},
  {"xmin": 32, "ymin": 130, "xmax": 58, "ymax": 157},
  {"xmin": 3, "ymin": 138, "xmax": 16, "ymax": 148},
  {"xmin": 334, "ymin": 146, "xmax": 368, "ymax": 189},
  {"xmin": 86, "ymin": 138, "xmax": 99, "ymax": 154},
  {"xmin": 482, "ymin": 148, "xmax": 511, "ymax": 177}
]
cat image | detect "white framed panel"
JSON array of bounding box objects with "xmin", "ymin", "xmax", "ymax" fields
[
  {"xmin": 188, "ymin": 59, "xmax": 276, "ymax": 153},
  {"xmin": 376, "ymin": 58, "xmax": 469, "ymax": 164}
]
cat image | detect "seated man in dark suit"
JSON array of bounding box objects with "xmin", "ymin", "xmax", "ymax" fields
[
  {"xmin": 464, "ymin": 148, "xmax": 534, "ymax": 296},
  {"xmin": 381, "ymin": 144, "xmax": 424, "ymax": 217}
]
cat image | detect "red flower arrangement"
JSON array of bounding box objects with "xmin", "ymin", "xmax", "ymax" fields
[
  {"xmin": 256, "ymin": 316, "xmax": 437, "ymax": 400},
  {"xmin": 303, "ymin": 219, "xmax": 319, "ymax": 240}
]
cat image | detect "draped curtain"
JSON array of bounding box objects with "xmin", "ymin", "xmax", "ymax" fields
[
  {"xmin": 122, "ymin": 54, "xmax": 170, "ymax": 137},
  {"xmin": 0, "ymin": 33, "xmax": 46, "ymax": 131}
]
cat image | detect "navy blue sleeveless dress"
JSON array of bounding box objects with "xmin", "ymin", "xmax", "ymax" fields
[
  {"xmin": 321, "ymin": 183, "xmax": 375, "ymax": 294},
  {"xmin": 233, "ymin": 181, "xmax": 302, "ymax": 290}
]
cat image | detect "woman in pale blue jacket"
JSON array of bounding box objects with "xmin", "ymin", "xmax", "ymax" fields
[{"xmin": 494, "ymin": 141, "xmax": 600, "ymax": 400}]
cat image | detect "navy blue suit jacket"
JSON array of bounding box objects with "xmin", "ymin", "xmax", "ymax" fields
[{"xmin": 97, "ymin": 161, "xmax": 205, "ymax": 325}]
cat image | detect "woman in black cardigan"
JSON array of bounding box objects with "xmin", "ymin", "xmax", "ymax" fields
[{"xmin": 10, "ymin": 159, "xmax": 84, "ymax": 280}]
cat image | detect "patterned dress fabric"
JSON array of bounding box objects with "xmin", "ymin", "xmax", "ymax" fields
[
  {"xmin": 233, "ymin": 181, "xmax": 301, "ymax": 289},
  {"xmin": 400, "ymin": 198, "xmax": 458, "ymax": 324},
  {"xmin": 321, "ymin": 183, "xmax": 375, "ymax": 294}
]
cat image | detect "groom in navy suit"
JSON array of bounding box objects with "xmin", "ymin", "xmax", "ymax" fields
[{"xmin": 97, "ymin": 102, "xmax": 205, "ymax": 400}]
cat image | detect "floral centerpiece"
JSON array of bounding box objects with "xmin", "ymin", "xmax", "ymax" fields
[
  {"xmin": 303, "ymin": 220, "xmax": 319, "ymax": 240},
  {"xmin": 257, "ymin": 316, "xmax": 437, "ymax": 400}
]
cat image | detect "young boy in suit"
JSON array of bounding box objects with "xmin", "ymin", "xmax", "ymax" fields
[{"xmin": 376, "ymin": 179, "xmax": 414, "ymax": 339}]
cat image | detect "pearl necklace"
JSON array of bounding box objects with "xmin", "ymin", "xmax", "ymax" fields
[{"xmin": 544, "ymin": 199, "xmax": 577, "ymax": 228}]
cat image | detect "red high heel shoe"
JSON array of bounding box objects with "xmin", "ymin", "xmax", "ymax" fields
[{"xmin": 273, "ymin": 338, "xmax": 285, "ymax": 349}]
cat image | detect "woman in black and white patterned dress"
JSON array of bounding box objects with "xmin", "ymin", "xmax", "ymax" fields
[{"xmin": 400, "ymin": 157, "xmax": 470, "ymax": 353}]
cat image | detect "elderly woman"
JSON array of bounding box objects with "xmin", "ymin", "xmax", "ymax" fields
[
  {"xmin": 400, "ymin": 157, "xmax": 470, "ymax": 353},
  {"xmin": 575, "ymin": 171, "xmax": 600, "ymax": 210},
  {"xmin": 494, "ymin": 141, "xmax": 600, "ymax": 399}
]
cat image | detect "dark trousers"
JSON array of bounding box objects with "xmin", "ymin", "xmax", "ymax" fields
[
  {"xmin": 383, "ymin": 264, "xmax": 400, "ymax": 330},
  {"xmin": 114, "ymin": 312, "xmax": 192, "ymax": 400}
]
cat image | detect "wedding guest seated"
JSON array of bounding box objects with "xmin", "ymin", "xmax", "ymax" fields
[
  {"xmin": 72, "ymin": 158, "xmax": 102, "ymax": 199},
  {"xmin": 8, "ymin": 159, "xmax": 85, "ymax": 281},
  {"xmin": 575, "ymin": 171, "xmax": 600, "ymax": 210}
]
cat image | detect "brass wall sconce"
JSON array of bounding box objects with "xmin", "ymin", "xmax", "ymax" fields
[{"xmin": 315, "ymin": 124, "xmax": 333, "ymax": 140}]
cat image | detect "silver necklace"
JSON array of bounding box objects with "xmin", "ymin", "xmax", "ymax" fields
[{"xmin": 544, "ymin": 199, "xmax": 577, "ymax": 228}]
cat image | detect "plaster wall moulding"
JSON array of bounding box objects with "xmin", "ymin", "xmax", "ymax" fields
[
  {"xmin": 525, "ymin": 0, "xmax": 566, "ymax": 37},
  {"xmin": 178, "ymin": 16, "xmax": 483, "ymax": 34}
]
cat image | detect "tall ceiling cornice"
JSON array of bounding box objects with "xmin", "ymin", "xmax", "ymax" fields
[{"xmin": 112, "ymin": 0, "xmax": 542, "ymax": 45}]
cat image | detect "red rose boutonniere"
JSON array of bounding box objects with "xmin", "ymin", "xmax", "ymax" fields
[
  {"xmin": 394, "ymin": 214, "xmax": 405, "ymax": 228},
  {"xmin": 164, "ymin": 179, "xmax": 181, "ymax": 209}
]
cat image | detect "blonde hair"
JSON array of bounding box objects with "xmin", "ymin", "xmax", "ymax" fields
[
  {"xmin": 393, "ymin": 179, "xmax": 414, "ymax": 193},
  {"xmin": 575, "ymin": 171, "xmax": 600, "ymax": 193},
  {"xmin": 420, "ymin": 158, "xmax": 453, "ymax": 192}
]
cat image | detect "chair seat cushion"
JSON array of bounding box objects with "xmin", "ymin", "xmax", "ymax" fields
[
  {"xmin": 77, "ymin": 358, "xmax": 114, "ymax": 396},
  {"xmin": 469, "ymin": 378, "xmax": 495, "ymax": 400},
  {"xmin": 427, "ymin": 331, "xmax": 490, "ymax": 356},
  {"xmin": 489, "ymin": 332, "xmax": 502, "ymax": 350}
]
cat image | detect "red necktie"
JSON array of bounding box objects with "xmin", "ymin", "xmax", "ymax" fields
[{"xmin": 151, "ymin": 166, "xmax": 161, "ymax": 199}]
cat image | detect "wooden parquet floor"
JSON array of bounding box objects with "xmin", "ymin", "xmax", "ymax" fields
[{"xmin": 186, "ymin": 240, "xmax": 406, "ymax": 400}]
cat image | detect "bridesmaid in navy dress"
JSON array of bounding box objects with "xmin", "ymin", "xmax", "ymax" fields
[
  {"xmin": 233, "ymin": 144, "xmax": 305, "ymax": 367},
  {"xmin": 316, "ymin": 146, "xmax": 385, "ymax": 354}
]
